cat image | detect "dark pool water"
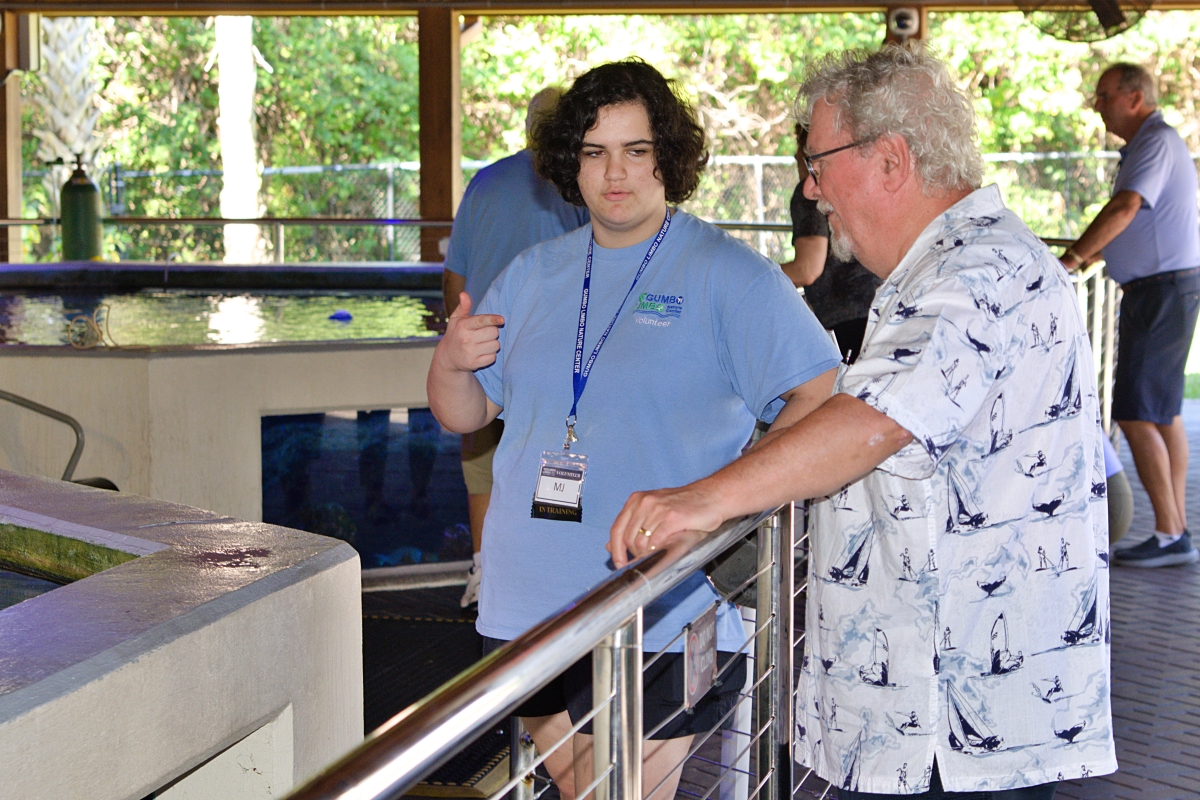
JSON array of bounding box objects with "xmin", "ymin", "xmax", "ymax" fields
[
  {"xmin": 262, "ymin": 409, "xmax": 469, "ymax": 568},
  {"xmin": 0, "ymin": 568, "xmax": 60, "ymax": 611},
  {"xmin": 0, "ymin": 290, "xmax": 446, "ymax": 347}
]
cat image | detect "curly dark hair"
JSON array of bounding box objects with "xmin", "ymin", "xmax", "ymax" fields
[{"xmin": 532, "ymin": 59, "xmax": 708, "ymax": 206}]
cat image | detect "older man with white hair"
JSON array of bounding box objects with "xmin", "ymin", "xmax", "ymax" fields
[{"xmin": 609, "ymin": 46, "xmax": 1116, "ymax": 798}]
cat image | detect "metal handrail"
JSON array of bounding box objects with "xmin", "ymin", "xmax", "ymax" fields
[
  {"xmin": 101, "ymin": 216, "xmax": 457, "ymax": 227},
  {"xmin": 0, "ymin": 217, "xmax": 454, "ymax": 228},
  {"xmin": 286, "ymin": 507, "xmax": 778, "ymax": 800},
  {"xmin": 0, "ymin": 389, "xmax": 85, "ymax": 481},
  {"xmin": 0, "ymin": 216, "xmax": 1083, "ymax": 246}
]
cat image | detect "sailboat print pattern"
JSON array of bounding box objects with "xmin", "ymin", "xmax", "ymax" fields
[{"xmin": 796, "ymin": 186, "xmax": 1116, "ymax": 794}]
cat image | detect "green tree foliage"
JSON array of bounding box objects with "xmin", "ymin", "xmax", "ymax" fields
[
  {"xmin": 461, "ymin": 14, "xmax": 884, "ymax": 160},
  {"xmin": 254, "ymin": 17, "xmax": 420, "ymax": 165},
  {"xmin": 931, "ymin": 11, "xmax": 1200, "ymax": 236},
  {"xmin": 21, "ymin": 17, "xmax": 221, "ymax": 259},
  {"xmin": 16, "ymin": 10, "xmax": 1200, "ymax": 257},
  {"xmin": 253, "ymin": 17, "xmax": 421, "ymax": 261},
  {"xmin": 931, "ymin": 10, "xmax": 1200, "ymax": 153}
]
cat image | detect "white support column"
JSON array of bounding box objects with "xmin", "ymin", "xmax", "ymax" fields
[{"xmin": 215, "ymin": 15, "xmax": 265, "ymax": 263}]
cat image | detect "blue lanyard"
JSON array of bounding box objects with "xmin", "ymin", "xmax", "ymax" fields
[{"xmin": 565, "ymin": 209, "xmax": 672, "ymax": 449}]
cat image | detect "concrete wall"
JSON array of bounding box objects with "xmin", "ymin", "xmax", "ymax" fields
[
  {"xmin": 158, "ymin": 705, "xmax": 294, "ymax": 799},
  {"xmin": 0, "ymin": 471, "xmax": 363, "ymax": 800},
  {"xmin": 0, "ymin": 339, "xmax": 436, "ymax": 520}
]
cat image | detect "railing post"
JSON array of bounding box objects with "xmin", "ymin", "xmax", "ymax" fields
[
  {"xmin": 274, "ymin": 222, "xmax": 285, "ymax": 264},
  {"xmin": 594, "ymin": 611, "xmax": 643, "ymax": 800},
  {"xmin": 775, "ymin": 504, "xmax": 794, "ymax": 800},
  {"xmin": 387, "ymin": 164, "xmax": 396, "ymax": 262},
  {"xmin": 510, "ymin": 717, "xmax": 536, "ymax": 800},
  {"xmin": 1103, "ymin": 279, "xmax": 1118, "ymax": 435},
  {"xmin": 1075, "ymin": 272, "xmax": 1088, "ymax": 327},
  {"xmin": 1091, "ymin": 271, "xmax": 1103, "ymax": 376},
  {"xmin": 755, "ymin": 512, "xmax": 780, "ymax": 800},
  {"xmin": 752, "ymin": 160, "xmax": 766, "ymax": 256},
  {"xmin": 1063, "ymin": 153, "xmax": 1072, "ymax": 237}
]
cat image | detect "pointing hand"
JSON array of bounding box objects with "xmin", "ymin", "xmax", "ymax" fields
[{"xmin": 441, "ymin": 292, "xmax": 505, "ymax": 372}]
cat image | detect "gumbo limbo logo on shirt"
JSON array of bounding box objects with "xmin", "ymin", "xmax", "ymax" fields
[{"xmin": 634, "ymin": 292, "xmax": 684, "ymax": 328}]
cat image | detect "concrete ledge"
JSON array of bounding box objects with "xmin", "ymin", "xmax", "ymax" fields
[
  {"xmin": 0, "ymin": 469, "xmax": 363, "ymax": 800},
  {"xmin": 0, "ymin": 261, "xmax": 443, "ymax": 291},
  {"xmin": 0, "ymin": 337, "xmax": 437, "ymax": 521}
]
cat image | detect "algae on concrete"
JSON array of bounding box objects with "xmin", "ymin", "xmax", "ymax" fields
[{"xmin": 0, "ymin": 522, "xmax": 137, "ymax": 584}]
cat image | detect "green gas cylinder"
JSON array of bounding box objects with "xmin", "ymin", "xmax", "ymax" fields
[{"xmin": 61, "ymin": 156, "xmax": 104, "ymax": 261}]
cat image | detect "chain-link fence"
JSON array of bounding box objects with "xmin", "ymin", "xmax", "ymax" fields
[{"xmin": 21, "ymin": 152, "xmax": 1200, "ymax": 264}]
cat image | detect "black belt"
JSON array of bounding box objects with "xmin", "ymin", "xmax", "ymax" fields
[{"xmin": 1121, "ymin": 266, "xmax": 1200, "ymax": 292}]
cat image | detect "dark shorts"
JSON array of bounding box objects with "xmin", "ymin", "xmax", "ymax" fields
[
  {"xmin": 837, "ymin": 760, "xmax": 1056, "ymax": 799},
  {"xmin": 1112, "ymin": 268, "xmax": 1200, "ymax": 425},
  {"xmin": 481, "ymin": 637, "xmax": 747, "ymax": 741}
]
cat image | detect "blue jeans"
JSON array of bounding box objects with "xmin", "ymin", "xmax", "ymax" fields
[{"xmin": 838, "ymin": 762, "xmax": 1057, "ymax": 800}]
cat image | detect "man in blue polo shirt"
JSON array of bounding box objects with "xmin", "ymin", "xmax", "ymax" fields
[
  {"xmin": 1062, "ymin": 63, "xmax": 1200, "ymax": 567},
  {"xmin": 443, "ymin": 88, "xmax": 590, "ymax": 605}
]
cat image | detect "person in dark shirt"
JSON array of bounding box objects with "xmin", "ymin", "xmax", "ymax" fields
[{"xmin": 780, "ymin": 123, "xmax": 881, "ymax": 363}]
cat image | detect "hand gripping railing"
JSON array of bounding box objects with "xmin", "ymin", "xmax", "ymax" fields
[{"xmin": 286, "ymin": 504, "xmax": 794, "ymax": 800}]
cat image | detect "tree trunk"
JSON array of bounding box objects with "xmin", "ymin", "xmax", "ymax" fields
[{"xmin": 215, "ymin": 15, "xmax": 265, "ymax": 264}]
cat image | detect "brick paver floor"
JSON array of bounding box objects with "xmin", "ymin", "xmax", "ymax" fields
[{"xmin": 1055, "ymin": 399, "xmax": 1200, "ymax": 800}]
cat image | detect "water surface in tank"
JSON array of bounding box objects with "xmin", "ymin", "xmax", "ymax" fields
[{"xmin": 0, "ymin": 290, "xmax": 446, "ymax": 347}]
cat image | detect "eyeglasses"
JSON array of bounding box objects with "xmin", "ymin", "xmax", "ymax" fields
[{"xmin": 804, "ymin": 139, "xmax": 874, "ymax": 184}]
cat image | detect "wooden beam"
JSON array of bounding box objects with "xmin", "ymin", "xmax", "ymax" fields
[
  {"xmin": 17, "ymin": 0, "xmax": 1200, "ymax": 15},
  {"xmin": 418, "ymin": 7, "xmax": 461, "ymax": 262},
  {"xmin": 0, "ymin": 11, "xmax": 21, "ymax": 263}
]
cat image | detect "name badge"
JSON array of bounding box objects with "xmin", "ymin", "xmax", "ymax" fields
[
  {"xmin": 531, "ymin": 450, "xmax": 588, "ymax": 523},
  {"xmin": 684, "ymin": 603, "xmax": 719, "ymax": 708}
]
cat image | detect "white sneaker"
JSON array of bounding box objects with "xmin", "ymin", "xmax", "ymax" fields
[{"xmin": 460, "ymin": 552, "xmax": 481, "ymax": 608}]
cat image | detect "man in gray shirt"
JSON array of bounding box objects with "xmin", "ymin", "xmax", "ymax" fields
[{"xmin": 1062, "ymin": 63, "xmax": 1200, "ymax": 567}]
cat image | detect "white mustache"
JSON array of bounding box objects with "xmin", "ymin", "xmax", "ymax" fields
[{"xmin": 816, "ymin": 199, "xmax": 835, "ymax": 216}]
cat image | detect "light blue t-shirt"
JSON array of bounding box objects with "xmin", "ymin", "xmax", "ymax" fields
[
  {"xmin": 1102, "ymin": 111, "xmax": 1200, "ymax": 284},
  {"xmin": 443, "ymin": 149, "xmax": 590, "ymax": 307},
  {"xmin": 474, "ymin": 212, "xmax": 841, "ymax": 651}
]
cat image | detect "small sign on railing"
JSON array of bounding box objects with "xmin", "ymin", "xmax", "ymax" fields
[{"xmin": 684, "ymin": 604, "xmax": 719, "ymax": 709}]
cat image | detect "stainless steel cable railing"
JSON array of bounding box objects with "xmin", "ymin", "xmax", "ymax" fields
[
  {"xmin": 1, "ymin": 211, "xmax": 1119, "ymax": 800},
  {"xmin": 2, "ymin": 228, "xmax": 1117, "ymax": 800},
  {"xmin": 285, "ymin": 504, "xmax": 794, "ymax": 800},
  {"xmin": 274, "ymin": 244, "xmax": 1115, "ymax": 800},
  {"xmin": 1071, "ymin": 260, "xmax": 1120, "ymax": 435}
]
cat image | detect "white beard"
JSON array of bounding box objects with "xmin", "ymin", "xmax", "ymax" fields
[{"xmin": 817, "ymin": 199, "xmax": 856, "ymax": 262}]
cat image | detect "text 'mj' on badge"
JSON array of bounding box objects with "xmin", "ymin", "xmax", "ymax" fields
[
  {"xmin": 531, "ymin": 450, "xmax": 587, "ymax": 523},
  {"xmin": 684, "ymin": 603, "xmax": 719, "ymax": 709}
]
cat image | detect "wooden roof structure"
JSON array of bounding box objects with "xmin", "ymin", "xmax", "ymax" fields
[{"xmin": 10, "ymin": 0, "xmax": 1200, "ymax": 14}]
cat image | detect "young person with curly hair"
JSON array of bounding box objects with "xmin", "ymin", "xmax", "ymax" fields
[{"xmin": 427, "ymin": 59, "xmax": 839, "ymax": 800}]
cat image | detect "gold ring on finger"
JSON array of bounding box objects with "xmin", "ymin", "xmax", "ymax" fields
[{"xmin": 639, "ymin": 527, "xmax": 653, "ymax": 538}]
